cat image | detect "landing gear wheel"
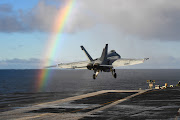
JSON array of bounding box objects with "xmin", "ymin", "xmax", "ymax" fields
[
  {"xmin": 113, "ymin": 73, "xmax": 117, "ymax": 78},
  {"xmin": 113, "ymin": 69, "xmax": 116, "ymax": 73},
  {"xmin": 93, "ymin": 74, "xmax": 96, "ymax": 79}
]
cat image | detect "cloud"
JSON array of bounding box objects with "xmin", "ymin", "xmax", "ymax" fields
[
  {"xmin": 0, "ymin": 15, "xmax": 24, "ymax": 32},
  {"xmin": 155, "ymin": 56, "xmax": 180, "ymax": 68},
  {"xmin": 0, "ymin": 58, "xmax": 42, "ymax": 69},
  {"xmin": 0, "ymin": 4, "xmax": 12, "ymax": 12},
  {"xmin": 0, "ymin": 3, "xmax": 26, "ymax": 32},
  {"xmin": 120, "ymin": 56, "xmax": 180, "ymax": 69},
  {"xmin": 0, "ymin": 1, "xmax": 60, "ymax": 32},
  {"xmin": 3, "ymin": 58, "xmax": 41, "ymax": 63},
  {"xmin": 1, "ymin": 0, "xmax": 180, "ymax": 41},
  {"xmin": 0, "ymin": 58, "xmax": 61, "ymax": 69},
  {"xmin": 20, "ymin": 0, "xmax": 60, "ymax": 32},
  {"xmin": 66, "ymin": 0, "xmax": 180, "ymax": 41},
  {"xmin": 142, "ymin": 56, "xmax": 180, "ymax": 69}
]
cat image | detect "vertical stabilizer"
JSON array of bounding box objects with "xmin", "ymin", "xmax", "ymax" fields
[
  {"xmin": 80, "ymin": 46, "xmax": 93, "ymax": 61},
  {"xmin": 100, "ymin": 44, "xmax": 108, "ymax": 62}
]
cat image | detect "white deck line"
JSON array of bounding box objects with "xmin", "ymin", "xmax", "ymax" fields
[{"xmin": 36, "ymin": 90, "xmax": 144, "ymax": 106}]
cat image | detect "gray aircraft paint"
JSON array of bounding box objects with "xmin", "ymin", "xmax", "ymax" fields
[{"xmin": 56, "ymin": 44, "xmax": 149, "ymax": 79}]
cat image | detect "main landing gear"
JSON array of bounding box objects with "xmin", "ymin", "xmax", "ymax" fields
[
  {"xmin": 92, "ymin": 69, "xmax": 117, "ymax": 79},
  {"xmin": 93, "ymin": 70, "xmax": 99, "ymax": 79},
  {"xmin": 112, "ymin": 69, "xmax": 117, "ymax": 78}
]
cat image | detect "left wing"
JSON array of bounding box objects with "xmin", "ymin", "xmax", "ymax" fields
[
  {"xmin": 58, "ymin": 60, "xmax": 89, "ymax": 69},
  {"xmin": 112, "ymin": 58, "xmax": 149, "ymax": 67}
]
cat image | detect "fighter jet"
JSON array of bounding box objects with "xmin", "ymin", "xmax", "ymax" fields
[{"xmin": 49, "ymin": 44, "xmax": 149, "ymax": 79}]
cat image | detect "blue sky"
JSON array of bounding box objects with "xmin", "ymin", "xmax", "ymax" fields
[
  {"xmin": 0, "ymin": 0, "xmax": 180, "ymax": 69},
  {"xmin": 0, "ymin": 0, "xmax": 38, "ymax": 10}
]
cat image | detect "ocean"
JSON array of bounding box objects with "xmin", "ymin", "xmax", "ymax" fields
[{"xmin": 0, "ymin": 69, "xmax": 180, "ymax": 94}]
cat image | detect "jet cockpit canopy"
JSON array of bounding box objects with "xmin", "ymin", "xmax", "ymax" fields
[{"xmin": 108, "ymin": 50, "xmax": 121, "ymax": 58}]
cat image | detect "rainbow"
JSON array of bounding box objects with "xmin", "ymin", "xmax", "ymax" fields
[{"xmin": 36, "ymin": 0, "xmax": 75, "ymax": 92}]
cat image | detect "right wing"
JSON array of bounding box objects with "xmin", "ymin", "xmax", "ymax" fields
[
  {"xmin": 112, "ymin": 58, "xmax": 149, "ymax": 67},
  {"xmin": 58, "ymin": 60, "xmax": 89, "ymax": 69}
]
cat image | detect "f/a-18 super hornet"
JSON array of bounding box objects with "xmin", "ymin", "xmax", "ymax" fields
[{"xmin": 49, "ymin": 44, "xmax": 149, "ymax": 79}]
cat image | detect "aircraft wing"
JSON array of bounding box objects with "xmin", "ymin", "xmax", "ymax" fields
[
  {"xmin": 112, "ymin": 58, "xmax": 149, "ymax": 67},
  {"xmin": 58, "ymin": 60, "xmax": 89, "ymax": 69}
]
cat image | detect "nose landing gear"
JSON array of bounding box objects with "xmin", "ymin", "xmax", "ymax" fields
[
  {"xmin": 112, "ymin": 69, "xmax": 117, "ymax": 78},
  {"xmin": 93, "ymin": 74, "xmax": 96, "ymax": 79}
]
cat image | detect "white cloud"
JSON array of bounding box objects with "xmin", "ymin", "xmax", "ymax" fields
[
  {"xmin": 0, "ymin": 58, "xmax": 61, "ymax": 69},
  {"xmin": 0, "ymin": 58, "xmax": 42, "ymax": 69},
  {"xmin": 0, "ymin": 4, "xmax": 12, "ymax": 12},
  {"xmin": 65, "ymin": 0, "xmax": 180, "ymax": 40},
  {"xmin": 21, "ymin": 0, "xmax": 60, "ymax": 32},
  {"xmin": 1, "ymin": 0, "xmax": 180, "ymax": 41}
]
